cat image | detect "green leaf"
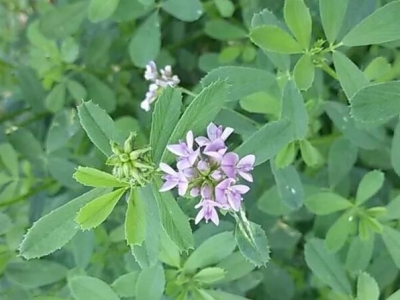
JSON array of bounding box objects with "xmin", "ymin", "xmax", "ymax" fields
[
  {"xmin": 39, "ymin": 1, "xmax": 88, "ymax": 39},
  {"xmin": 205, "ymin": 19, "xmax": 247, "ymax": 41},
  {"xmin": 235, "ymin": 219, "xmax": 270, "ymax": 267},
  {"xmin": 250, "ymin": 25, "xmax": 302, "ymax": 54},
  {"xmin": 333, "ymin": 51, "xmax": 369, "ymax": 99},
  {"xmin": 6, "ymin": 260, "xmax": 68, "ymax": 289},
  {"xmin": 71, "ymin": 230, "xmax": 94, "ymax": 269},
  {"xmin": 135, "ymin": 265, "xmax": 165, "ymax": 300},
  {"xmin": 236, "ymin": 118, "xmax": 294, "ymax": 166},
  {"xmin": 150, "ymin": 88, "xmax": 182, "ymax": 164},
  {"xmin": 257, "ymin": 185, "xmax": 293, "ymax": 216},
  {"xmin": 84, "ymin": 74, "xmax": 117, "ymax": 113},
  {"xmin": 129, "ymin": 12, "xmax": 161, "ymax": 67},
  {"xmin": 283, "ymin": 0, "xmax": 312, "ymax": 49},
  {"xmin": 77, "ymin": 100, "xmax": 122, "ymax": 156},
  {"xmin": 76, "ymin": 188, "xmax": 127, "ymax": 230},
  {"xmin": 73, "ymin": 166, "xmax": 129, "ymax": 188},
  {"xmin": 201, "ymin": 66, "xmax": 278, "ymax": 102},
  {"xmin": 350, "ymin": 81, "xmax": 400, "ymax": 124},
  {"xmin": 217, "ymin": 252, "xmax": 255, "ymax": 283},
  {"xmin": 184, "ymin": 232, "xmax": 236, "ymax": 272},
  {"xmin": 69, "ymin": 276, "xmax": 120, "ymax": 300},
  {"xmin": 206, "ymin": 290, "xmax": 251, "ymax": 300},
  {"xmin": 48, "ymin": 156, "xmax": 79, "ymax": 188},
  {"xmin": 61, "ymin": 37, "xmax": 79, "ymax": 63},
  {"xmin": 88, "ymin": 0, "xmax": 120, "ymax": 23},
  {"xmin": 299, "ymin": 140, "xmax": 323, "ymax": 168},
  {"xmin": 152, "ymin": 184, "xmax": 194, "ymax": 252},
  {"xmin": 158, "ymin": 230, "xmax": 181, "ymax": 267},
  {"xmin": 319, "ymin": 0, "xmax": 348, "ymax": 43},
  {"xmin": 304, "ymin": 238, "xmax": 352, "ymax": 295},
  {"xmin": 342, "ymin": 1, "xmax": 400, "ymax": 46},
  {"xmin": 215, "ymin": 0, "xmax": 235, "ymax": 17},
  {"xmin": 328, "ymin": 137, "xmax": 358, "ymax": 188},
  {"xmin": 194, "ymin": 267, "xmax": 226, "ymax": 284},
  {"xmin": 364, "ymin": 57, "xmax": 391, "ymax": 81},
  {"xmin": 392, "ymin": 122, "xmax": 400, "ymax": 178},
  {"xmin": 112, "ymin": 0, "xmax": 151, "ymax": 22},
  {"xmin": 125, "ymin": 189, "xmax": 146, "ymax": 246},
  {"xmin": 0, "ymin": 212, "xmax": 11, "ymax": 235},
  {"xmin": 357, "ymin": 272, "xmax": 379, "ymax": 300},
  {"xmin": 160, "ymin": 81, "xmax": 227, "ymax": 163},
  {"xmin": 275, "ymin": 142, "xmax": 296, "ymax": 168},
  {"xmin": 293, "ymin": 55, "xmax": 315, "ymax": 90},
  {"xmin": 19, "ymin": 188, "xmax": 108, "ymax": 259},
  {"xmin": 281, "ymin": 80, "xmax": 308, "ymax": 139},
  {"xmin": 0, "ymin": 144, "xmax": 19, "ymax": 178},
  {"xmin": 356, "ymin": 170, "xmax": 384, "ymax": 205},
  {"xmin": 161, "ymin": 0, "xmax": 203, "ymax": 22},
  {"xmin": 16, "ymin": 66, "xmax": 46, "ymax": 112},
  {"xmin": 305, "ymin": 192, "xmax": 352, "ymax": 215},
  {"xmin": 385, "ymin": 195, "xmax": 400, "ymax": 221},
  {"xmin": 67, "ymin": 79, "xmax": 87, "ymax": 100},
  {"xmin": 112, "ymin": 271, "xmax": 139, "ymax": 298},
  {"xmin": 387, "ymin": 290, "xmax": 400, "ymax": 300},
  {"xmin": 325, "ymin": 210, "xmax": 354, "ymax": 252},
  {"xmin": 381, "ymin": 226, "xmax": 400, "ymax": 268},
  {"xmin": 346, "ymin": 235, "xmax": 374, "ymax": 274}
]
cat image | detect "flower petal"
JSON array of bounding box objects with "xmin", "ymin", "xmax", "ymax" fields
[
  {"xmin": 159, "ymin": 163, "xmax": 177, "ymax": 176},
  {"xmin": 234, "ymin": 184, "xmax": 250, "ymax": 194},
  {"xmin": 210, "ymin": 208, "xmax": 220, "ymax": 225},
  {"xmin": 195, "ymin": 208, "xmax": 205, "ymax": 224},
  {"xmin": 159, "ymin": 180, "xmax": 178, "ymax": 192},
  {"xmin": 186, "ymin": 131, "xmax": 194, "ymax": 149},
  {"xmin": 167, "ymin": 144, "xmax": 186, "ymax": 156},
  {"xmin": 195, "ymin": 136, "xmax": 209, "ymax": 147},
  {"xmin": 238, "ymin": 154, "xmax": 256, "ymax": 168},
  {"xmin": 207, "ymin": 122, "xmax": 218, "ymax": 140},
  {"xmin": 238, "ymin": 171, "xmax": 253, "ymax": 182},
  {"xmin": 221, "ymin": 127, "xmax": 234, "ymax": 141},
  {"xmin": 178, "ymin": 180, "xmax": 189, "ymax": 196}
]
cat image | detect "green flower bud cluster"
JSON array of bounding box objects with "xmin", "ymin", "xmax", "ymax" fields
[{"xmin": 106, "ymin": 132, "xmax": 155, "ymax": 187}]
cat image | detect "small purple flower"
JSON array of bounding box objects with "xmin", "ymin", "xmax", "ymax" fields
[
  {"xmin": 167, "ymin": 131, "xmax": 199, "ymax": 170},
  {"xmin": 196, "ymin": 123, "xmax": 234, "ymax": 147},
  {"xmin": 221, "ymin": 153, "xmax": 255, "ymax": 182},
  {"xmin": 159, "ymin": 163, "xmax": 188, "ymax": 196},
  {"xmin": 215, "ymin": 178, "xmax": 250, "ymax": 211},
  {"xmin": 195, "ymin": 200, "xmax": 222, "ymax": 225},
  {"xmin": 140, "ymin": 83, "xmax": 158, "ymax": 112},
  {"xmin": 144, "ymin": 61, "xmax": 158, "ymax": 81}
]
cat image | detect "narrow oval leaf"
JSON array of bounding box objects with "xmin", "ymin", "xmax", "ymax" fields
[
  {"xmin": 193, "ymin": 267, "xmax": 226, "ymax": 284},
  {"xmin": 135, "ymin": 265, "xmax": 165, "ymax": 300},
  {"xmin": 84, "ymin": 74, "xmax": 117, "ymax": 113},
  {"xmin": 346, "ymin": 235, "xmax": 374, "ymax": 274},
  {"xmin": 382, "ymin": 226, "xmax": 400, "ymax": 268},
  {"xmin": 76, "ymin": 188, "xmax": 127, "ymax": 230},
  {"xmin": 319, "ymin": 0, "xmax": 348, "ymax": 43},
  {"xmin": 69, "ymin": 276, "xmax": 120, "ymax": 300},
  {"xmin": 111, "ymin": 271, "xmax": 139, "ymax": 298},
  {"xmin": 205, "ymin": 19, "xmax": 247, "ymax": 41},
  {"xmin": 305, "ymin": 192, "xmax": 352, "ymax": 215},
  {"xmin": 45, "ymin": 83, "xmax": 66, "ymax": 113},
  {"xmin": 325, "ymin": 210, "xmax": 354, "ymax": 252},
  {"xmin": 161, "ymin": 0, "xmax": 203, "ymax": 22},
  {"xmin": 88, "ymin": 0, "xmax": 120, "ymax": 23},
  {"xmin": 125, "ymin": 189, "xmax": 146, "ymax": 246},
  {"xmin": 299, "ymin": 140, "xmax": 323, "ymax": 168},
  {"xmin": 284, "ymin": 0, "xmax": 312, "ymax": 49},
  {"xmin": 355, "ymin": 170, "xmax": 384, "ymax": 205},
  {"xmin": 73, "ymin": 166, "xmax": 129, "ymax": 188},
  {"xmin": 391, "ymin": 121, "xmax": 400, "ymax": 177},
  {"xmin": 357, "ymin": 272, "xmax": 379, "ymax": 300},
  {"xmin": 293, "ymin": 55, "xmax": 315, "ymax": 91}
]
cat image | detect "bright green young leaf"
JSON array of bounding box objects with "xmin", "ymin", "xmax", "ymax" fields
[
  {"xmin": 88, "ymin": 0, "xmax": 120, "ymax": 23},
  {"xmin": 112, "ymin": 271, "xmax": 139, "ymax": 298},
  {"xmin": 184, "ymin": 232, "xmax": 236, "ymax": 272},
  {"xmin": 333, "ymin": 51, "xmax": 369, "ymax": 99},
  {"xmin": 346, "ymin": 235, "xmax": 374, "ymax": 274},
  {"xmin": 39, "ymin": 1, "xmax": 88, "ymax": 39},
  {"xmin": 0, "ymin": 144, "xmax": 19, "ymax": 178},
  {"xmin": 299, "ymin": 140, "xmax": 323, "ymax": 168},
  {"xmin": 305, "ymin": 192, "xmax": 352, "ymax": 215},
  {"xmin": 215, "ymin": 0, "xmax": 235, "ymax": 17},
  {"xmin": 240, "ymin": 92, "xmax": 280, "ymax": 115},
  {"xmin": 342, "ymin": 1, "xmax": 400, "ymax": 46},
  {"xmin": 219, "ymin": 45, "xmax": 242, "ymax": 63},
  {"xmin": 358, "ymin": 216, "xmax": 371, "ymax": 241},
  {"xmin": 77, "ymin": 100, "xmax": 122, "ymax": 156},
  {"xmin": 325, "ymin": 210, "xmax": 354, "ymax": 252},
  {"xmin": 6, "ymin": 260, "xmax": 68, "ymax": 289},
  {"xmin": 381, "ymin": 226, "xmax": 400, "ymax": 268},
  {"xmin": 45, "ymin": 83, "xmax": 66, "ymax": 113},
  {"xmin": 357, "ymin": 272, "xmax": 379, "ymax": 300},
  {"xmin": 76, "ymin": 188, "xmax": 127, "ymax": 230},
  {"xmin": 129, "ymin": 12, "xmax": 161, "ymax": 67},
  {"xmin": 235, "ymin": 220, "xmax": 270, "ymax": 267},
  {"xmin": 161, "ymin": 80, "xmax": 227, "ymax": 163},
  {"xmin": 236, "ymin": 118, "xmax": 294, "ymax": 166},
  {"xmin": 135, "ymin": 265, "xmax": 165, "ymax": 300},
  {"xmin": 284, "ymin": 0, "xmax": 312, "ymax": 49},
  {"xmin": 193, "ymin": 267, "xmax": 226, "ymax": 284},
  {"xmin": 201, "ymin": 66, "xmax": 278, "ymax": 102},
  {"xmin": 281, "ymin": 80, "xmax": 308, "ymax": 139},
  {"xmin": 364, "ymin": 57, "xmax": 391, "ymax": 81},
  {"xmin": 73, "ymin": 166, "xmax": 129, "ymax": 188},
  {"xmin": 275, "ymin": 142, "xmax": 296, "ymax": 168},
  {"xmin": 293, "ymin": 54, "xmax": 315, "ymax": 90},
  {"xmin": 84, "ymin": 74, "xmax": 117, "ymax": 112},
  {"xmin": 355, "ymin": 170, "xmax": 384, "ymax": 205},
  {"xmin": 351, "ymin": 81, "xmax": 400, "ymax": 124},
  {"xmin": 205, "ymin": 19, "xmax": 247, "ymax": 41},
  {"xmin": 69, "ymin": 276, "xmax": 120, "ymax": 300},
  {"xmin": 19, "ymin": 188, "xmax": 109, "ymax": 259},
  {"xmin": 328, "ymin": 137, "xmax": 358, "ymax": 188},
  {"xmin": 150, "ymin": 88, "xmax": 182, "ymax": 164},
  {"xmin": 61, "ymin": 37, "xmax": 79, "ymax": 63},
  {"xmin": 319, "ymin": 0, "xmax": 348, "ymax": 43},
  {"xmin": 125, "ymin": 189, "xmax": 146, "ymax": 246},
  {"xmin": 152, "ymin": 183, "xmax": 194, "ymax": 252},
  {"xmin": 250, "ymin": 25, "xmax": 303, "ymax": 54},
  {"xmin": 304, "ymin": 238, "xmax": 352, "ymax": 295},
  {"xmin": 161, "ymin": 0, "xmax": 203, "ymax": 22}
]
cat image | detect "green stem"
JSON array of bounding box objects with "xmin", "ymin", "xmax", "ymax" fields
[
  {"xmin": 180, "ymin": 87, "xmax": 197, "ymax": 98},
  {"xmin": 319, "ymin": 61, "xmax": 338, "ymax": 80},
  {"xmin": 0, "ymin": 107, "xmax": 30, "ymax": 124}
]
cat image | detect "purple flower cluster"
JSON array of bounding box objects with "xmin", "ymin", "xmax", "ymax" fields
[
  {"xmin": 159, "ymin": 123, "xmax": 255, "ymax": 226},
  {"xmin": 141, "ymin": 61, "xmax": 180, "ymax": 112}
]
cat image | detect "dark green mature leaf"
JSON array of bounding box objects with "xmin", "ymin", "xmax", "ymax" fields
[
  {"xmin": 356, "ymin": 170, "xmax": 384, "ymax": 205},
  {"xmin": 77, "ymin": 101, "xmax": 122, "ymax": 156},
  {"xmin": 135, "ymin": 265, "xmax": 165, "ymax": 300},
  {"xmin": 382, "ymin": 226, "xmax": 400, "ymax": 268},
  {"xmin": 0, "ymin": 144, "xmax": 18, "ymax": 178},
  {"xmin": 236, "ymin": 118, "xmax": 294, "ymax": 166},
  {"xmin": 112, "ymin": 0, "xmax": 151, "ymax": 22},
  {"xmin": 48, "ymin": 156, "xmax": 79, "ymax": 188},
  {"xmin": 325, "ymin": 210, "xmax": 354, "ymax": 252},
  {"xmin": 205, "ymin": 20, "xmax": 247, "ymax": 40},
  {"xmin": 88, "ymin": 0, "xmax": 120, "ymax": 23},
  {"xmin": 161, "ymin": 81, "xmax": 227, "ymax": 163},
  {"xmin": 391, "ymin": 121, "xmax": 400, "ymax": 177},
  {"xmin": 305, "ymin": 192, "xmax": 352, "ymax": 215},
  {"xmin": 84, "ymin": 74, "xmax": 117, "ymax": 113},
  {"xmin": 193, "ymin": 267, "xmax": 226, "ymax": 284},
  {"xmin": 346, "ymin": 235, "xmax": 374, "ymax": 274},
  {"xmin": 112, "ymin": 271, "xmax": 139, "ymax": 298},
  {"xmin": 125, "ymin": 189, "xmax": 146, "ymax": 246},
  {"xmin": 293, "ymin": 55, "xmax": 315, "ymax": 90},
  {"xmin": 129, "ymin": 12, "xmax": 161, "ymax": 67},
  {"xmin": 357, "ymin": 272, "xmax": 379, "ymax": 300},
  {"xmin": 16, "ymin": 66, "xmax": 45, "ymax": 112},
  {"xmin": 319, "ymin": 0, "xmax": 348, "ymax": 43},
  {"xmin": 217, "ymin": 252, "xmax": 255, "ymax": 283},
  {"xmin": 69, "ymin": 276, "xmax": 120, "ymax": 300},
  {"xmin": 161, "ymin": 0, "xmax": 203, "ymax": 22},
  {"xmin": 284, "ymin": 0, "xmax": 312, "ymax": 49},
  {"xmin": 250, "ymin": 25, "xmax": 302, "ymax": 54},
  {"xmin": 19, "ymin": 188, "xmax": 109, "ymax": 259},
  {"xmin": 304, "ymin": 238, "xmax": 352, "ymax": 295},
  {"xmin": 150, "ymin": 88, "xmax": 182, "ymax": 164},
  {"xmin": 45, "ymin": 83, "xmax": 66, "ymax": 113},
  {"xmin": 342, "ymin": 1, "xmax": 400, "ymax": 46},
  {"xmin": 350, "ymin": 81, "xmax": 400, "ymax": 124},
  {"xmin": 39, "ymin": 1, "xmax": 87, "ymax": 39},
  {"xmin": 201, "ymin": 66, "xmax": 278, "ymax": 102},
  {"xmin": 73, "ymin": 167, "xmax": 129, "ymax": 188}
]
